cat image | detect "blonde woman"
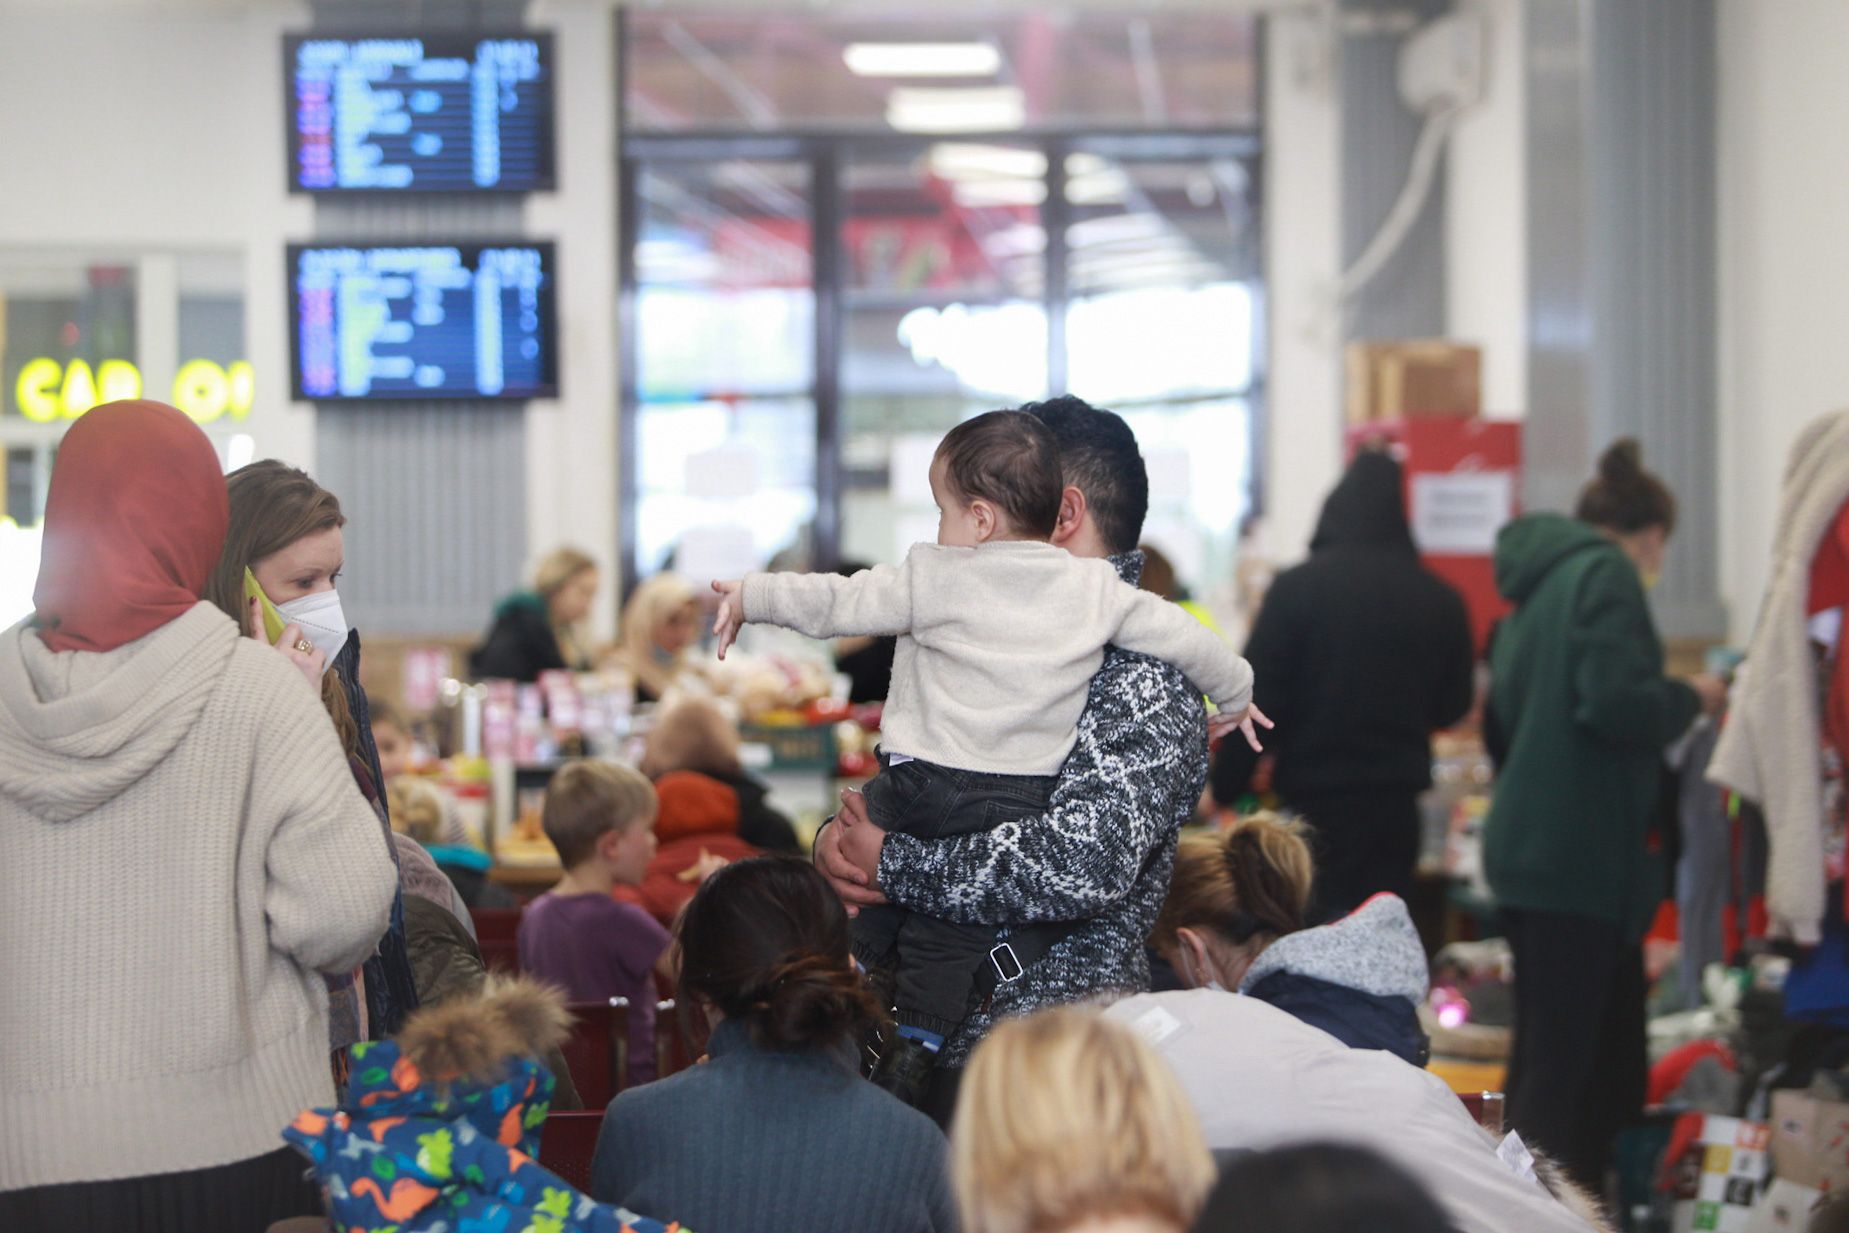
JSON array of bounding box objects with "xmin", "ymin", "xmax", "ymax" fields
[
  {"xmin": 609, "ymin": 573, "xmax": 702, "ymax": 704},
  {"xmin": 471, "ymin": 547, "xmax": 599, "ymax": 682},
  {"xmin": 951, "ymin": 1007, "xmax": 1215, "ymax": 1233}
]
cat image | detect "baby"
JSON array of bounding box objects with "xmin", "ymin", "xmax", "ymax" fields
[{"xmin": 711, "ymin": 409, "xmax": 1266, "ymax": 1102}]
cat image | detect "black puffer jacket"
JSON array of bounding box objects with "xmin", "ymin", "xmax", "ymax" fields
[{"xmin": 1213, "ymin": 453, "xmax": 1475, "ymax": 805}]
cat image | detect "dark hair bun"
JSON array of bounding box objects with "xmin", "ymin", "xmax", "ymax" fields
[
  {"xmin": 1577, "ymin": 437, "xmax": 1676, "ymax": 535},
  {"xmin": 1598, "ymin": 438, "xmax": 1645, "ymax": 484},
  {"xmin": 746, "ymin": 954, "xmax": 883, "ymax": 1052}
]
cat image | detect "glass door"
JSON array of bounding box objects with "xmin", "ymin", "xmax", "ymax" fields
[
  {"xmin": 839, "ymin": 141, "xmax": 1049, "ymax": 568},
  {"xmin": 623, "ymin": 154, "xmax": 817, "ymax": 588}
]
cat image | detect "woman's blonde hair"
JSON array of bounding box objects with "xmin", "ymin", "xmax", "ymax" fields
[
  {"xmin": 534, "ymin": 547, "xmax": 597, "ymax": 603},
  {"xmin": 387, "ymin": 776, "xmax": 446, "ymax": 845},
  {"xmin": 951, "ymin": 1007, "xmax": 1216, "ymax": 1233},
  {"xmin": 1150, "ymin": 811, "xmax": 1314, "ymax": 957},
  {"xmin": 641, "ymin": 696, "xmax": 742, "ymax": 781},
  {"xmin": 614, "ymin": 573, "xmax": 699, "ymax": 699}
]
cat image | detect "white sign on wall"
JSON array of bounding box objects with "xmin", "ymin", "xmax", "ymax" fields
[{"xmin": 1410, "ymin": 471, "xmax": 1514, "ymax": 555}]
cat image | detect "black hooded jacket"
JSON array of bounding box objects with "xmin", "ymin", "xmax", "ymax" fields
[{"xmin": 1213, "ymin": 453, "xmax": 1475, "ymax": 804}]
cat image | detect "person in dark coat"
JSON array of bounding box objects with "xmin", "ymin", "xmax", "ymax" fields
[
  {"xmin": 470, "ymin": 547, "xmax": 599, "ymax": 682},
  {"xmin": 1484, "ymin": 440, "xmax": 1727, "ymax": 1189},
  {"xmin": 1150, "ymin": 812, "xmax": 1430, "ymax": 1066},
  {"xmin": 1212, "ymin": 450, "xmax": 1475, "ymax": 920}
]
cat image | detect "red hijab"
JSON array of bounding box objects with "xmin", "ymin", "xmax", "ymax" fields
[{"xmin": 33, "ymin": 400, "xmax": 229, "ymax": 652}]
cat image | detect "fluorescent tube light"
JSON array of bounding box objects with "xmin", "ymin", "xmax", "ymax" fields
[
  {"xmin": 845, "ymin": 42, "xmax": 1002, "ymax": 78},
  {"xmin": 887, "ymin": 86, "xmax": 1026, "ymax": 134}
]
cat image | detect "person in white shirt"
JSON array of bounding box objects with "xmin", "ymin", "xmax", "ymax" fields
[{"xmin": 712, "ymin": 409, "xmax": 1268, "ymax": 1103}]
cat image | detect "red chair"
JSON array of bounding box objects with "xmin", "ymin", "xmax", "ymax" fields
[
  {"xmin": 562, "ymin": 1000, "xmax": 631, "ymax": 1108},
  {"xmin": 654, "ymin": 999, "xmax": 700, "ymax": 1081},
  {"xmin": 477, "ymin": 935, "xmax": 520, "ymax": 976},
  {"xmin": 539, "ymin": 1110, "xmax": 606, "ymax": 1194},
  {"xmin": 470, "ymin": 907, "xmax": 523, "ymax": 942},
  {"xmin": 1457, "ymin": 1090, "xmax": 1505, "ymax": 1135}
]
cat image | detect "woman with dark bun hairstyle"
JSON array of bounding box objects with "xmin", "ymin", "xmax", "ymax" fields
[
  {"xmin": 1484, "ymin": 440, "xmax": 1727, "ymax": 1191},
  {"xmin": 589, "ymin": 855, "xmax": 955, "ymax": 1233}
]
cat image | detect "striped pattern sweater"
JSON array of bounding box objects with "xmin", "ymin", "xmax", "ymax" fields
[{"xmin": 876, "ymin": 552, "xmax": 1211, "ymax": 1065}]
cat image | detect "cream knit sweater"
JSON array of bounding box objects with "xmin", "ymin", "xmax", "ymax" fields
[
  {"xmin": 0, "ymin": 603, "xmax": 397, "ymax": 1191},
  {"xmin": 743, "ymin": 542, "xmax": 1253, "ymax": 776}
]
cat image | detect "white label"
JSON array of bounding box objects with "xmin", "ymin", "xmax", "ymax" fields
[
  {"xmin": 1130, "ymin": 1005, "xmax": 1185, "ymax": 1047},
  {"xmin": 1410, "ymin": 471, "xmax": 1514, "ymax": 555}
]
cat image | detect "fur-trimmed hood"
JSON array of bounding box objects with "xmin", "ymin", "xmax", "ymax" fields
[{"xmin": 283, "ymin": 978, "xmax": 686, "ymax": 1232}]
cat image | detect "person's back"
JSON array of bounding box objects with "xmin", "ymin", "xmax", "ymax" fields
[
  {"xmin": 592, "ymin": 856, "xmax": 955, "ymax": 1233},
  {"xmin": 597, "ymin": 1018, "xmax": 951, "ymax": 1232},
  {"xmin": 1216, "ymin": 453, "xmax": 1473, "ymax": 806},
  {"xmin": 1484, "ymin": 511, "xmax": 1688, "ymax": 932},
  {"xmin": 1109, "ymin": 992, "xmax": 1598, "ymax": 1233},
  {"xmin": 0, "ymin": 400, "xmax": 396, "ymax": 1222}
]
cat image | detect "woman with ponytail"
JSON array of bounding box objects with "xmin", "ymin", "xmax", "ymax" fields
[
  {"xmin": 1150, "ymin": 813, "xmax": 1429, "ymax": 1064},
  {"xmin": 1483, "ymin": 440, "xmax": 1727, "ymax": 1191},
  {"xmin": 1097, "ymin": 814, "xmax": 1604, "ymax": 1233},
  {"xmin": 590, "ymin": 855, "xmax": 954, "ymax": 1233}
]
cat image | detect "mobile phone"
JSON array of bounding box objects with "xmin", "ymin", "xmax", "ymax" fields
[{"xmin": 243, "ymin": 569, "xmax": 288, "ymax": 643}]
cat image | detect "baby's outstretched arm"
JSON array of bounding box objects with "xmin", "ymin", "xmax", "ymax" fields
[{"xmin": 711, "ymin": 579, "xmax": 746, "ymax": 660}]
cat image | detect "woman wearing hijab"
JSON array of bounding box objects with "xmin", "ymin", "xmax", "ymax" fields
[
  {"xmin": 0, "ymin": 402, "xmax": 396, "ymax": 1230},
  {"xmin": 607, "ymin": 574, "xmax": 702, "ymax": 705},
  {"xmin": 204, "ymin": 460, "xmax": 420, "ymax": 1046},
  {"xmin": 1211, "ymin": 450, "xmax": 1476, "ymax": 919}
]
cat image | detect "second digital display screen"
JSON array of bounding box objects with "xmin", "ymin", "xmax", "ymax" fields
[{"xmin": 289, "ymin": 244, "xmax": 558, "ymax": 402}]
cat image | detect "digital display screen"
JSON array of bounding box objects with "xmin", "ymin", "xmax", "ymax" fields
[
  {"xmin": 289, "ymin": 244, "xmax": 558, "ymax": 402},
  {"xmin": 286, "ymin": 34, "xmax": 555, "ymax": 193}
]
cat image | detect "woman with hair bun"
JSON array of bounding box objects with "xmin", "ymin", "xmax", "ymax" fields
[
  {"xmin": 1484, "ymin": 439, "xmax": 1728, "ymax": 1190},
  {"xmin": 1149, "ymin": 813, "xmax": 1429, "ymax": 1065},
  {"xmin": 589, "ymin": 855, "xmax": 954, "ymax": 1233},
  {"xmin": 470, "ymin": 546, "xmax": 600, "ymax": 682}
]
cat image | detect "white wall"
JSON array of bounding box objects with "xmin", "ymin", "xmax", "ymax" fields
[
  {"xmin": 525, "ymin": 0, "xmax": 620, "ymax": 640},
  {"xmin": 0, "ymin": 4, "xmax": 317, "ymax": 468},
  {"xmin": 1255, "ymin": 9, "xmax": 1344, "ymax": 568},
  {"xmin": 0, "ymin": 1, "xmax": 624, "ymax": 635},
  {"xmin": 1444, "ymin": 0, "xmax": 1526, "ymax": 420},
  {"xmin": 1716, "ymin": 0, "xmax": 1849, "ymax": 641}
]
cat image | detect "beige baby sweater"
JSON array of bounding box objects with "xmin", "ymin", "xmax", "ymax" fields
[
  {"xmin": 743, "ymin": 542, "xmax": 1253, "ymax": 776},
  {"xmin": 0, "ymin": 603, "xmax": 398, "ymax": 1192}
]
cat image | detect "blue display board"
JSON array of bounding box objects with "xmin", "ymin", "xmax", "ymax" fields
[
  {"xmin": 286, "ymin": 34, "xmax": 555, "ymax": 193},
  {"xmin": 289, "ymin": 244, "xmax": 559, "ymax": 402}
]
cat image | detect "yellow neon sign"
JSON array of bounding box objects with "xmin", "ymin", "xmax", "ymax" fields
[{"xmin": 13, "ymin": 358, "xmax": 252, "ymax": 426}]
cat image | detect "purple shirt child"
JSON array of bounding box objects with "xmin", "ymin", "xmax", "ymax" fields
[{"xmin": 519, "ymin": 891, "xmax": 672, "ymax": 1089}]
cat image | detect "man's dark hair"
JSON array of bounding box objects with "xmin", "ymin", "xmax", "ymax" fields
[
  {"xmin": 1019, "ymin": 395, "xmax": 1149, "ymax": 554},
  {"xmin": 934, "ymin": 410, "xmax": 1063, "ymax": 538}
]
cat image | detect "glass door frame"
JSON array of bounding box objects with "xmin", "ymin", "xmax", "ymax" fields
[{"xmin": 618, "ymin": 127, "xmax": 1264, "ymax": 596}]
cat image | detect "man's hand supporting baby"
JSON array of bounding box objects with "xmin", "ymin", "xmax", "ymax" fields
[{"xmin": 813, "ymin": 788, "xmax": 889, "ymax": 918}]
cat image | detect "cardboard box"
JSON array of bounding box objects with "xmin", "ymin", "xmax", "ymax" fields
[
  {"xmin": 1771, "ymin": 1089, "xmax": 1849, "ymax": 1192},
  {"xmin": 1346, "ymin": 340, "xmax": 1483, "ymax": 425},
  {"xmin": 1747, "ymin": 1178, "xmax": 1824, "ymax": 1232}
]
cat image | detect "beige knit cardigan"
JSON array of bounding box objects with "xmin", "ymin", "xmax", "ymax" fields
[{"xmin": 0, "ymin": 603, "xmax": 397, "ymax": 1191}]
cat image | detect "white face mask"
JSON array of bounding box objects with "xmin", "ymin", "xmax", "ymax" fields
[
  {"xmin": 275, "ymin": 588, "xmax": 351, "ymax": 674},
  {"xmin": 1180, "ymin": 950, "xmax": 1229, "ymax": 995}
]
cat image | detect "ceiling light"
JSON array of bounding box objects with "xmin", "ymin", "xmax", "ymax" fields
[
  {"xmin": 845, "ymin": 42, "xmax": 1002, "ymax": 78},
  {"xmin": 951, "ymin": 178, "xmax": 1048, "ymax": 208},
  {"xmin": 928, "ymin": 143, "xmax": 1047, "ymax": 182},
  {"xmin": 888, "ymin": 87, "xmax": 1026, "ymax": 134}
]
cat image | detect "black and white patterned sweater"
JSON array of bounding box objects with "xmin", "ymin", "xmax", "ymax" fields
[{"xmin": 875, "ymin": 552, "xmax": 1211, "ymax": 1066}]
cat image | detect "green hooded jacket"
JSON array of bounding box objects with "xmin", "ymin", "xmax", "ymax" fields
[{"xmin": 1483, "ymin": 513, "xmax": 1699, "ymax": 940}]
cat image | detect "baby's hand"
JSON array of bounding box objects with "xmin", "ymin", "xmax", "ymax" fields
[
  {"xmin": 711, "ymin": 579, "xmax": 746, "ymax": 660},
  {"xmin": 1208, "ymin": 702, "xmax": 1275, "ymax": 753}
]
